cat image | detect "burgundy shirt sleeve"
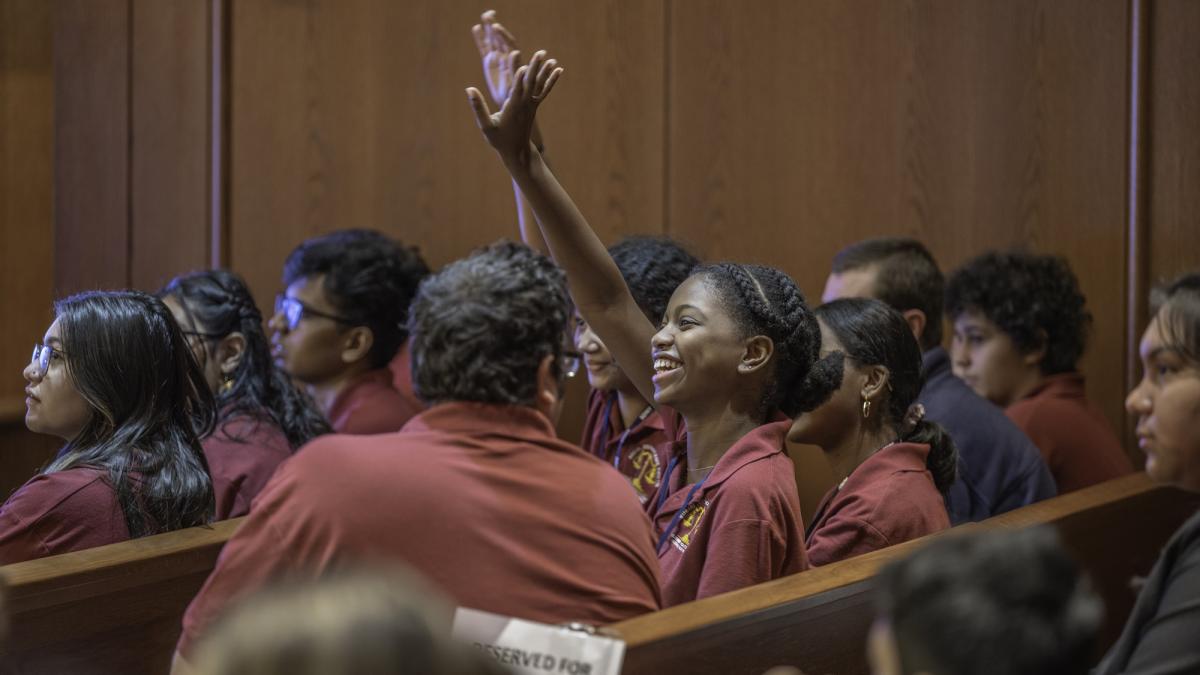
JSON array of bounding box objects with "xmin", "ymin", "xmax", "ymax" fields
[
  {"xmin": 0, "ymin": 470, "xmax": 129, "ymax": 564},
  {"xmin": 805, "ymin": 511, "xmax": 891, "ymax": 568}
]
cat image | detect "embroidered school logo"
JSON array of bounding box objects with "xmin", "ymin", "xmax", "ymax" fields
[
  {"xmin": 671, "ymin": 499, "xmax": 710, "ymax": 552},
  {"xmin": 628, "ymin": 445, "xmax": 662, "ymax": 504}
]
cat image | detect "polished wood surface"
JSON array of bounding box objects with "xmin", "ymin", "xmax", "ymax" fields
[
  {"xmin": 612, "ymin": 473, "xmax": 1200, "ymax": 675},
  {"xmin": 1, "ymin": 517, "xmax": 244, "ymax": 675}
]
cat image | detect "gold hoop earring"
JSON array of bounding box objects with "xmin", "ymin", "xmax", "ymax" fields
[{"xmin": 862, "ymin": 399, "xmax": 871, "ymax": 419}]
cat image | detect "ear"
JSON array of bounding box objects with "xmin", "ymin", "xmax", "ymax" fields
[
  {"xmin": 737, "ymin": 335, "xmax": 775, "ymax": 375},
  {"xmin": 340, "ymin": 326, "xmax": 376, "ymax": 365},
  {"xmin": 216, "ymin": 332, "xmax": 247, "ymax": 376},
  {"xmin": 900, "ymin": 309, "xmax": 927, "ymax": 347},
  {"xmin": 860, "ymin": 364, "xmax": 891, "ymax": 404},
  {"xmin": 534, "ymin": 353, "xmax": 561, "ymax": 419},
  {"xmin": 1022, "ymin": 329, "xmax": 1049, "ymax": 368}
]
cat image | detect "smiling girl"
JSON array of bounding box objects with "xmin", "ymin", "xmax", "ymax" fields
[{"xmin": 466, "ymin": 51, "xmax": 840, "ymax": 604}]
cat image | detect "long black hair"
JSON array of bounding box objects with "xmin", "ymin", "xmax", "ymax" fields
[
  {"xmin": 815, "ymin": 298, "xmax": 958, "ymax": 493},
  {"xmin": 44, "ymin": 291, "xmax": 215, "ymax": 536},
  {"xmin": 160, "ymin": 269, "xmax": 331, "ymax": 449}
]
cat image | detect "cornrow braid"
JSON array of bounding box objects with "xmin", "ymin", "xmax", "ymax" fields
[{"xmin": 695, "ymin": 263, "xmax": 842, "ymax": 418}]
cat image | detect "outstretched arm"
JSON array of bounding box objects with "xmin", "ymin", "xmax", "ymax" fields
[
  {"xmin": 471, "ymin": 11, "xmax": 547, "ymax": 255},
  {"xmin": 467, "ymin": 52, "xmax": 659, "ymax": 404}
]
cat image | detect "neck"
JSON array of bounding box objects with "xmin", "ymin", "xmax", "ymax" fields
[
  {"xmin": 615, "ymin": 388, "xmax": 651, "ymax": 428},
  {"xmin": 681, "ymin": 407, "xmax": 762, "ymax": 485},
  {"xmin": 1004, "ymin": 367, "xmax": 1047, "ymax": 407},
  {"xmin": 824, "ymin": 422, "xmax": 897, "ymax": 485},
  {"xmin": 306, "ymin": 364, "xmax": 372, "ymax": 417}
]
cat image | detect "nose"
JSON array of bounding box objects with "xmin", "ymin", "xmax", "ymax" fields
[
  {"xmin": 1126, "ymin": 378, "xmax": 1152, "ymax": 416},
  {"xmin": 23, "ymin": 360, "xmax": 41, "ymax": 384},
  {"xmin": 268, "ymin": 310, "xmax": 287, "ymax": 334},
  {"xmin": 651, "ymin": 324, "xmax": 674, "ymax": 351},
  {"xmin": 575, "ymin": 324, "xmax": 598, "ymax": 352},
  {"xmin": 950, "ymin": 336, "xmax": 969, "ymax": 369}
]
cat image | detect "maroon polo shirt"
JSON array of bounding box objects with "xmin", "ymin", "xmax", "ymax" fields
[
  {"xmin": 649, "ymin": 420, "xmax": 809, "ymax": 607},
  {"xmin": 328, "ymin": 367, "xmax": 422, "ymax": 435},
  {"xmin": 177, "ymin": 402, "xmax": 661, "ymax": 657},
  {"xmin": 203, "ymin": 414, "xmax": 294, "ymax": 520},
  {"xmin": 805, "ymin": 442, "xmax": 950, "ymax": 567},
  {"xmin": 580, "ymin": 389, "xmax": 673, "ymax": 504},
  {"xmin": 1006, "ymin": 373, "xmax": 1134, "ymax": 494},
  {"xmin": 387, "ymin": 340, "xmax": 427, "ymax": 418},
  {"xmin": 0, "ymin": 467, "xmax": 130, "ymax": 564}
]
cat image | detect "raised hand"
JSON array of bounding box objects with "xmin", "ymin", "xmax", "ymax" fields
[
  {"xmin": 467, "ymin": 49, "xmax": 562, "ymax": 165},
  {"xmin": 471, "ymin": 10, "xmax": 521, "ymax": 106}
]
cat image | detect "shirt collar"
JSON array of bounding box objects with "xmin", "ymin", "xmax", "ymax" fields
[
  {"xmin": 1023, "ymin": 371, "xmax": 1087, "ymax": 401},
  {"xmin": 404, "ymin": 401, "xmax": 559, "ymax": 440},
  {"xmin": 327, "ymin": 368, "xmax": 395, "ymax": 422}
]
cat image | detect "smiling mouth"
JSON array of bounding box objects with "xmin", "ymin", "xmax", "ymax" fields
[{"xmin": 653, "ymin": 357, "xmax": 682, "ymax": 377}]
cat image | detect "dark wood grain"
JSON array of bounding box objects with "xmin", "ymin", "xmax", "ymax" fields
[
  {"xmin": 666, "ymin": 0, "xmax": 1131, "ymax": 441},
  {"xmin": 53, "ymin": 0, "xmax": 132, "ymax": 294}
]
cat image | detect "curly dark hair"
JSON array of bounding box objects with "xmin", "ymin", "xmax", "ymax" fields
[
  {"xmin": 694, "ymin": 263, "xmax": 843, "ymax": 418},
  {"xmin": 282, "ymin": 230, "xmax": 431, "ymax": 369},
  {"xmin": 1151, "ymin": 272, "xmax": 1200, "ymax": 366},
  {"xmin": 609, "ymin": 236, "xmax": 698, "ymax": 323},
  {"xmin": 408, "ymin": 240, "xmax": 571, "ymax": 406},
  {"xmin": 945, "ymin": 251, "xmax": 1091, "ymax": 375},
  {"xmin": 160, "ymin": 269, "xmax": 332, "ymax": 450},
  {"xmin": 815, "ymin": 298, "xmax": 958, "ymax": 493},
  {"xmin": 831, "ymin": 237, "xmax": 945, "ymax": 350},
  {"xmin": 877, "ymin": 527, "xmax": 1102, "ymax": 675}
]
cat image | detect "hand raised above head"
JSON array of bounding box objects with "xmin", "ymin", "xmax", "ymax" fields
[
  {"xmin": 471, "ymin": 10, "xmax": 522, "ymax": 106},
  {"xmin": 467, "ymin": 49, "xmax": 562, "ymax": 165}
]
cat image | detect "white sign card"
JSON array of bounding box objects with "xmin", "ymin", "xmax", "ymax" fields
[{"xmin": 452, "ymin": 607, "xmax": 625, "ymax": 675}]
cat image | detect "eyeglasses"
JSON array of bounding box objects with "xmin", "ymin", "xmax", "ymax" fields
[
  {"xmin": 561, "ymin": 349, "xmax": 582, "ymax": 379},
  {"xmin": 274, "ymin": 295, "xmax": 354, "ymax": 331},
  {"xmin": 30, "ymin": 343, "xmax": 68, "ymax": 379}
]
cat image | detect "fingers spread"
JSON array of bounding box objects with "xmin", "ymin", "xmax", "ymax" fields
[
  {"xmin": 511, "ymin": 64, "xmax": 528, "ymax": 99},
  {"xmin": 493, "ymin": 21, "xmax": 517, "ymax": 49},
  {"xmin": 471, "ymin": 24, "xmax": 487, "ymax": 56},
  {"xmin": 535, "ymin": 58, "xmax": 557, "ymax": 93},
  {"xmin": 539, "ymin": 67, "xmax": 563, "ymax": 100}
]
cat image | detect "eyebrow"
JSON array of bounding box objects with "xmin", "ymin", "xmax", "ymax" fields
[
  {"xmin": 674, "ymin": 304, "xmax": 705, "ymax": 316},
  {"xmin": 1146, "ymin": 346, "xmax": 1183, "ymax": 361}
]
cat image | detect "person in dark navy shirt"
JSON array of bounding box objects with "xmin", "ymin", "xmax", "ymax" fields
[{"xmin": 823, "ymin": 238, "xmax": 1054, "ymax": 522}]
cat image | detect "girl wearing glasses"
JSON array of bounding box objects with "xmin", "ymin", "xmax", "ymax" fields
[
  {"xmin": 160, "ymin": 270, "xmax": 331, "ymax": 520},
  {"xmin": 468, "ymin": 52, "xmax": 841, "ymax": 605},
  {"xmin": 0, "ymin": 291, "xmax": 214, "ymax": 563}
]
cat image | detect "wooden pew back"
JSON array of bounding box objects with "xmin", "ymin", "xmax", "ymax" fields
[
  {"xmin": 611, "ymin": 474, "xmax": 1200, "ymax": 675},
  {"xmin": 0, "ymin": 517, "xmax": 243, "ymax": 675}
]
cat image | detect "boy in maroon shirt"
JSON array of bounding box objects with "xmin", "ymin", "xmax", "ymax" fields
[
  {"xmin": 270, "ymin": 230, "xmax": 429, "ymax": 434},
  {"xmin": 173, "ymin": 243, "xmax": 660, "ymax": 670},
  {"xmin": 946, "ymin": 252, "xmax": 1133, "ymax": 493}
]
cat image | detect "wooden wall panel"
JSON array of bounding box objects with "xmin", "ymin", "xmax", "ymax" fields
[
  {"xmin": 0, "ymin": 0, "xmax": 57, "ymax": 487},
  {"xmin": 54, "ymin": 0, "xmax": 131, "ymax": 294},
  {"xmin": 666, "ymin": 0, "xmax": 1132, "ymax": 437},
  {"xmin": 1148, "ymin": 0, "xmax": 1200, "ymax": 287},
  {"xmin": 129, "ymin": 0, "xmax": 212, "ymax": 291},
  {"xmin": 227, "ymin": 0, "xmax": 666, "ymax": 308}
]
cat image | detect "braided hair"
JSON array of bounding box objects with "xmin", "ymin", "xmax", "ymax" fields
[
  {"xmin": 160, "ymin": 270, "xmax": 331, "ymax": 450},
  {"xmin": 694, "ymin": 263, "xmax": 843, "ymax": 418}
]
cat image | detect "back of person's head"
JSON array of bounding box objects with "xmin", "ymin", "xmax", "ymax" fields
[
  {"xmin": 282, "ymin": 230, "xmax": 431, "ymax": 369},
  {"xmin": 945, "ymin": 251, "xmax": 1091, "ymax": 375},
  {"xmin": 814, "ymin": 298, "xmax": 957, "ymax": 493},
  {"xmin": 1151, "ymin": 272, "xmax": 1200, "ymax": 363},
  {"xmin": 190, "ymin": 568, "xmax": 507, "ymax": 675},
  {"xmin": 830, "ymin": 238, "xmax": 945, "ymax": 350},
  {"xmin": 874, "ymin": 527, "xmax": 1103, "ymax": 675},
  {"xmin": 409, "ymin": 240, "xmax": 570, "ymax": 406},
  {"xmin": 609, "ymin": 236, "xmax": 698, "ymax": 323},
  {"xmin": 691, "ymin": 263, "xmax": 843, "ymax": 418},
  {"xmin": 160, "ymin": 269, "xmax": 331, "ymax": 449},
  {"xmin": 46, "ymin": 290, "xmax": 214, "ymax": 536}
]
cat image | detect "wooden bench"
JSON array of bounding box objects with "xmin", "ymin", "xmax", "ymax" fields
[
  {"xmin": 611, "ymin": 473, "xmax": 1200, "ymax": 675},
  {"xmin": 1, "ymin": 474, "xmax": 1192, "ymax": 675},
  {"xmin": 0, "ymin": 517, "xmax": 244, "ymax": 675}
]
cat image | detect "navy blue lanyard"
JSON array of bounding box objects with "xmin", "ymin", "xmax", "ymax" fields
[
  {"xmin": 655, "ymin": 455, "xmax": 709, "ymax": 554},
  {"xmin": 598, "ymin": 396, "xmax": 652, "ymax": 469}
]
